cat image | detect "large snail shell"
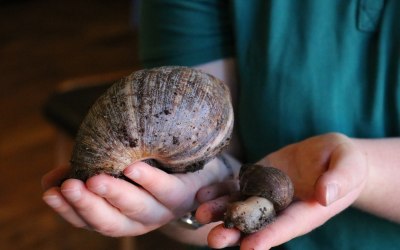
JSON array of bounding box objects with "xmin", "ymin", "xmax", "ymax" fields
[{"xmin": 70, "ymin": 66, "xmax": 234, "ymax": 181}]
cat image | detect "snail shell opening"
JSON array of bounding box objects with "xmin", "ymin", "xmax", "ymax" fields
[{"xmin": 70, "ymin": 66, "xmax": 234, "ymax": 181}]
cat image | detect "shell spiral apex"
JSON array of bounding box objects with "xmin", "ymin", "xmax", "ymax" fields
[{"xmin": 70, "ymin": 66, "xmax": 234, "ymax": 181}]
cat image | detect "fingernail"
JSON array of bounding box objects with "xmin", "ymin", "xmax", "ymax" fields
[
  {"xmin": 43, "ymin": 195, "xmax": 62, "ymax": 208},
  {"xmin": 91, "ymin": 184, "xmax": 107, "ymax": 195},
  {"xmin": 62, "ymin": 188, "xmax": 81, "ymax": 202},
  {"xmin": 326, "ymin": 183, "xmax": 339, "ymax": 206}
]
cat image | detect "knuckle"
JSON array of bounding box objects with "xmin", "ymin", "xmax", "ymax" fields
[
  {"xmin": 74, "ymin": 198, "xmax": 96, "ymax": 212},
  {"xmin": 94, "ymin": 222, "xmax": 123, "ymax": 237},
  {"xmin": 124, "ymin": 203, "xmax": 149, "ymax": 218}
]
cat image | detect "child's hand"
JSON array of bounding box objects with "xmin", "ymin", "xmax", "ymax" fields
[
  {"xmin": 42, "ymin": 156, "xmax": 236, "ymax": 237},
  {"xmin": 196, "ymin": 133, "xmax": 368, "ymax": 249}
]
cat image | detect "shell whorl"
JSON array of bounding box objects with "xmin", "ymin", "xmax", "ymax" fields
[
  {"xmin": 239, "ymin": 165, "xmax": 294, "ymax": 211},
  {"xmin": 70, "ymin": 66, "xmax": 234, "ymax": 180}
]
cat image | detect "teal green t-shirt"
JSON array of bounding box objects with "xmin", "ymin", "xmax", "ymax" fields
[{"xmin": 139, "ymin": 0, "xmax": 400, "ymax": 249}]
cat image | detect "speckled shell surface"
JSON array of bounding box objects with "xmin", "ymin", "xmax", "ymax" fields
[
  {"xmin": 70, "ymin": 66, "xmax": 234, "ymax": 181},
  {"xmin": 224, "ymin": 196, "xmax": 276, "ymax": 234}
]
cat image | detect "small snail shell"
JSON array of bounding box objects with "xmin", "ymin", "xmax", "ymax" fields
[
  {"xmin": 224, "ymin": 165, "xmax": 294, "ymax": 233},
  {"xmin": 70, "ymin": 66, "xmax": 234, "ymax": 181},
  {"xmin": 240, "ymin": 164, "xmax": 294, "ymax": 211}
]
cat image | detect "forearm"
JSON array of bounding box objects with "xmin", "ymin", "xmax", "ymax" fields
[{"xmin": 353, "ymin": 137, "xmax": 400, "ymax": 223}]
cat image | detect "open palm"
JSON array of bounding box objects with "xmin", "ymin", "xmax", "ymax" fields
[{"xmin": 196, "ymin": 133, "xmax": 368, "ymax": 249}]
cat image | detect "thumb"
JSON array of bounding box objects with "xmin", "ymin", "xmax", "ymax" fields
[{"xmin": 314, "ymin": 142, "xmax": 368, "ymax": 206}]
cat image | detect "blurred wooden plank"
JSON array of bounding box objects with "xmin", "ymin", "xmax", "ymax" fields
[{"xmin": 0, "ymin": 1, "xmax": 121, "ymax": 250}]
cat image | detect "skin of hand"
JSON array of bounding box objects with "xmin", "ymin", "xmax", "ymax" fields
[
  {"xmin": 195, "ymin": 133, "xmax": 370, "ymax": 249},
  {"xmin": 41, "ymin": 156, "xmax": 236, "ymax": 238}
]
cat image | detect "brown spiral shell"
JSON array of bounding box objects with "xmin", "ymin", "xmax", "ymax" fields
[
  {"xmin": 70, "ymin": 66, "xmax": 234, "ymax": 181},
  {"xmin": 239, "ymin": 164, "xmax": 294, "ymax": 211},
  {"xmin": 224, "ymin": 165, "xmax": 294, "ymax": 233}
]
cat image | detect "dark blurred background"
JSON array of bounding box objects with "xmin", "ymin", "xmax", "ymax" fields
[{"xmin": 0, "ymin": 0, "xmax": 186, "ymax": 249}]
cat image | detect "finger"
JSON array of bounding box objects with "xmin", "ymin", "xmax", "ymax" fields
[
  {"xmin": 42, "ymin": 187, "xmax": 88, "ymax": 229},
  {"xmin": 196, "ymin": 193, "xmax": 241, "ymax": 224},
  {"xmin": 240, "ymin": 201, "xmax": 325, "ymax": 250},
  {"xmin": 196, "ymin": 180, "xmax": 239, "ymax": 203},
  {"xmin": 124, "ymin": 162, "xmax": 187, "ymax": 208},
  {"xmin": 41, "ymin": 165, "xmax": 70, "ymax": 190},
  {"xmin": 315, "ymin": 142, "xmax": 367, "ymax": 206},
  {"xmin": 196, "ymin": 195, "xmax": 230, "ymax": 224},
  {"xmin": 86, "ymin": 174, "xmax": 174, "ymax": 223},
  {"xmin": 60, "ymin": 179, "xmax": 139, "ymax": 237},
  {"xmin": 240, "ymin": 186, "xmax": 362, "ymax": 250},
  {"xmin": 207, "ymin": 224, "xmax": 241, "ymax": 249}
]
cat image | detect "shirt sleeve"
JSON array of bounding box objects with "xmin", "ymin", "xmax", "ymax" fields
[{"xmin": 138, "ymin": 0, "xmax": 234, "ymax": 68}]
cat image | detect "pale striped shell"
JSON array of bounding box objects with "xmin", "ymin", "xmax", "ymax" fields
[{"xmin": 70, "ymin": 66, "xmax": 234, "ymax": 181}]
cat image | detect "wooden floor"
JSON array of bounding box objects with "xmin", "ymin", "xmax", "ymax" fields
[{"xmin": 0, "ymin": 1, "xmax": 187, "ymax": 249}]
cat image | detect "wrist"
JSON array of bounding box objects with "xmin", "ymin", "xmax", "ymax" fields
[{"xmin": 351, "ymin": 138, "xmax": 392, "ymax": 216}]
